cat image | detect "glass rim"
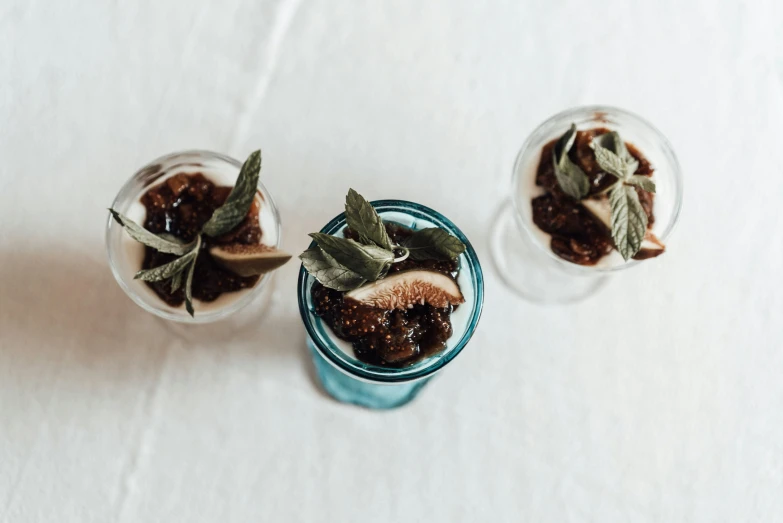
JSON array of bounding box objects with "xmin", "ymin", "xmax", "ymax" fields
[
  {"xmin": 297, "ymin": 199, "xmax": 485, "ymax": 383},
  {"xmin": 510, "ymin": 105, "xmax": 684, "ymax": 274},
  {"xmin": 105, "ymin": 149, "xmax": 282, "ymax": 324}
]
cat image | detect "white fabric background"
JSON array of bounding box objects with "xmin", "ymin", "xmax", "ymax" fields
[{"xmin": 1, "ymin": 1, "xmax": 781, "ymax": 521}]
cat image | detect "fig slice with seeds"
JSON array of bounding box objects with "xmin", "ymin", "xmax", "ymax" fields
[
  {"xmin": 582, "ymin": 197, "xmax": 665, "ymax": 258},
  {"xmin": 209, "ymin": 243, "xmax": 292, "ymax": 277},
  {"xmin": 346, "ymin": 270, "xmax": 464, "ymax": 310}
]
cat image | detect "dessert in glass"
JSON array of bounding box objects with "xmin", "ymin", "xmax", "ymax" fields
[
  {"xmin": 106, "ymin": 150, "xmax": 289, "ymax": 323},
  {"xmin": 298, "ymin": 190, "xmax": 484, "ymax": 409},
  {"xmin": 491, "ymin": 106, "xmax": 683, "ymax": 303}
]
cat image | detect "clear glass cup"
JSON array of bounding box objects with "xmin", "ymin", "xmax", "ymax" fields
[
  {"xmin": 106, "ymin": 150, "xmax": 282, "ymax": 324},
  {"xmin": 297, "ymin": 200, "xmax": 484, "ymax": 409},
  {"xmin": 491, "ymin": 106, "xmax": 683, "ymax": 303}
]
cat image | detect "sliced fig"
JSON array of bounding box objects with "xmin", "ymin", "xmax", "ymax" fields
[
  {"xmin": 209, "ymin": 243, "xmax": 292, "ymax": 277},
  {"xmin": 346, "ymin": 270, "xmax": 464, "ymax": 310}
]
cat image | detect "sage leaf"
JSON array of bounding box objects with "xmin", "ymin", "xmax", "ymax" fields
[
  {"xmin": 626, "ymin": 175, "xmax": 656, "ymax": 193},
  {"xmin": 402, "ymin": 227, "xmax": 466, "ymax": 261},
  {"xmin": 300, "ymin": 247, "xmax": 366, "ymax": 291},
  {"xmin": 309, "ymin": 232, "xmax": 393, "ymax": 281},
  {"xmin": 109, "ymin": 209, "xmax": 192, "ymax": 255},
  {"xmin": 184, "ymin": 235, "xmax": 202, "ymax": 317},
  {"xmin": 552, "ymin": 124, "xmax": 589, "ymax": 200},
  {"xmin": 202, "ymin": 150, "xmax": 261, "ymax": 237},
  {"xmin": 171, "ymin": 271, "xmax": 183, "ymax": 293},
  {"xmin": 345, "ymin": 188, "xmax": 393, "ymax": 250},
  {"xmin": 134, "ymin": 246, "xmax": 198, "ymax": 282},
  {"xmin": 610, "ymin": 184, "xmax": 648, "ymax": 261}
]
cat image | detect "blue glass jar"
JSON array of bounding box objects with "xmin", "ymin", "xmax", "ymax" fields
[{"xmin": 297, "ymin": 200, "xmax": 484, "ymax": 409}]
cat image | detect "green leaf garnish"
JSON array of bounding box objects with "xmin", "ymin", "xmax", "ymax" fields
[
  {"xmin": 134, "ymin": 247, "xmax": 198, "ymax": 282},
  {"xmin": 171, "ymin": 271, "xmax": 183, "ymax": 293},
  {"xmin": 345, "ymin": 188, "xmax": 393, "ymax": 250},
  {"xmin": 593, "ymin": 131, "xmax": 630, "ymax": 161},
  {"xmin": 625, "ymin": 175, "xmax": 656, "ymax": 193},
  {"xmin": 587, "ymin": 131, "xmax": 656, "ymax": 260},
  {"xmin": 610, "ymin": 184, "xmax": 648, "ymax": 261},
  {"xmin": 109, "ymin": 209, "xmax": 193, "ymax": 255},
  {"xmin": 184, "ymin": 235, "xmax": 201, "ymax": 317},
  {"xmin": 299, "ymin": 247, "xmax": 367, "ymax": 291},
  {"xmin": 202, "ymin": 150, "xmax": 261, "ymax": 237},
  {"xmin": 552, "ymin": 124, "xmax": 590, "ymax": 200},
  {"xmin": 591, "ymin": 139, "xmax": 639, "ymax": 180},
  {"xmin": 402, "ymin": 228, "xmax": 466, "ymax": 261},
  {"xmin": 301, "ymin": 189, "xmax": 467, "ymax": 291},
  {"xmin": 309, "ymin": 233, "xmax": 393, "ymax": 281}
]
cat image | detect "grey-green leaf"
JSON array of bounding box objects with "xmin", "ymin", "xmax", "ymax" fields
[
  {"xmin": 553, "ymin": 123, "xmax": 578, "ymax": 165},
  {"xmin": 593, "ymin": 131, "xmax": 629, "ymax": 160},
  {"xmin": 552, "ymin": 124, "xmax": 590, "ymax": 200},
  {"xmin": 592, "ymin": 142, "xmax": 632, "ymax": 180},
  {"xmin": 344, "ymin": 189, "xmax": 393, "ymax": 250},
  {"xmin": 134, "ymin": 247, "xmax": 198, "ymax": 282},
  {"xmin": 626, "ymin": 175, "xmax": 656, "ymax": 193},
  {"xmin": 109, "ymin": 209, "xmax": 192, "ymax": 255},
  {"xmin": 309, "ymin": 233, "xmax": 393, "ymax": 281},
  {"xmin": 299, "ymin": 247, "xmax": 367, "ymax": 291},
  {"xmin": 202, "ymin": 150, "xmax": 261, "ymax": 237},
  {"xmin": 592, "ymin": 132, "xmax": 638, "ymax": 179},
  {"xmin": 184, "ymin": 235, "xmax": 202, "ymax": 317},
  {"xmin": 402, "ymin": 228, "xmax": 466, "ymax": 261},
  {"xmin": 171, "ymin": 271, "xmax": 183, "ymax": 293},
  {"xmin": 610, "ymin": 184, "xmax": 648, "ymax": 261}
]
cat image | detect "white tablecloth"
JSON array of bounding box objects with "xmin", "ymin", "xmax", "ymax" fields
[{"xmin": 1, "ymin": 1, "xmax": 781, "ymax": 521}]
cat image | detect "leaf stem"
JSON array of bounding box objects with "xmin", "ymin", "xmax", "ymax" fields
[{"xmin": 392, "ymin": 247, "xmax": 410, "ymax": 263}]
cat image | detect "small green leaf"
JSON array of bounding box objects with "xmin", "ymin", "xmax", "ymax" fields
[
  {"xmin": 299, "ymin": 247, "xmax": 367, "ymax": 291},
  {"xmin": 592, "ymin": 132, "xmax": 638, "ymax": 179},
  {"xmin": 309, "ymin": 233, "xmax": 393, "ymax": 281},
  {"xmin": 402, "ymin": 228, "xmax": 466, "ymax": 261},
  {"xmin": 592, "ymin": 143, "xmax": 632, "ymax": 180},
  {"xmin": 134, "ymin": 247, "xmax": 198, "ymax": 282},
  {"xmin": 344, "ymin": 189, "xmax": 393, "ymax": 250},
  {"xmin": 593, "ymin": 131, "xmax": 629, "ymax": 160},
  {"xmin": 610, "ymin": 184, "xmax": 648, "ymax": 261},
  {"xmin": 171, "ymin": 271, "xmax": 183, "ymax": 292},
  {"xmin": 553, "ymin": 123, "xmax": 579, "ymax": 163},
  {"xmin": 626, "ymin": 175, "xmax": 656, "ymax": 193},
  {"xmin": 184, "ymin": 235, "xmax": 202, "ymax": 317},
  {"xmin": 552, "ymin": 124, "xmax": 590, "ymax": 200},
  {"xmin": 202, "ymin": 150, "xmax": 261, "ymax": 237},
  {"xmin": 109, "ymin": 209, "xmax": 193, "ymax": 255}
]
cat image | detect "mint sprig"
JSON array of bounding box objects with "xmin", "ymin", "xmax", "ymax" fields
[
  {"xmin": 300, "ymin": 189, "xmax": 467, "ymax": 291},
  {"xmin": 590, "ymin": 131, "xmax": 656, "ymax": 260},
  {"xmin": 110, "ymin": 150, "xmax": 263, "ymax": 317}
]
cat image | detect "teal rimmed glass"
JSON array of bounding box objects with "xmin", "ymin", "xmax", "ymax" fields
[{"xmin": 297, "ymin": 200, "xmax": 484, "ymax": 409}]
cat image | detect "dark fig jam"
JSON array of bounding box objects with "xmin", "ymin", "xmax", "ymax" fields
[
  {"xmin": 140, "ymin": 172, "xmax": 263, "ymax": 306},
  {"xmin": 532, "ymin": 127, "xmax": 655, "ymax": 265},
  {"xmin": 312, "ymin": 223, "xmax": 459, "ymax": 367}
]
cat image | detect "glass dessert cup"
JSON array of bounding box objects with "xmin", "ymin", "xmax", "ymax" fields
[
  {"xmin": 491, "ymin": 105, "xmax": 683, "ymax": 304},
  {"xmin": 106, "ymin": 150, "xmax": 282, "ymax": 324},
  {"xmin": 298, "ymin": 200, "xmax": 484, "ymax": 410}
]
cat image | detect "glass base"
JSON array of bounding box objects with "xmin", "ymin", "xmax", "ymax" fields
[
  {"xmin": 490, "ymin": 200, "xmax": 607, "ymax": 304},
  {"xmin": 307, "ymin": 339, "xmax": 431, "ymax": 410},
  {"xmin": 160, "ymin": 274, "xmax": 277, "ymax": 342}
]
